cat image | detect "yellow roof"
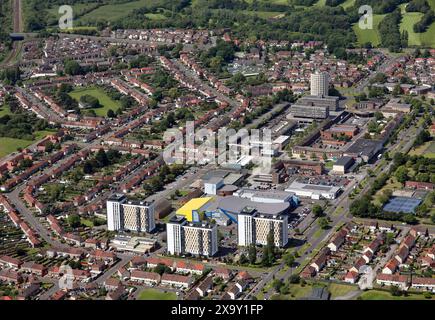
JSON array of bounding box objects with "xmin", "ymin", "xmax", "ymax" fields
[{"xmin": 176, "ymin": 197, "xmax": 213, "ymax": 221}]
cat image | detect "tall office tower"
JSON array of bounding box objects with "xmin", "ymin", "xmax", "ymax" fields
[
  {"xmin": 106, "ymin": 194, "xmax": 155, "ymax": 233},
  {"xmin": 310, "ymin": 71, "xmax": 330, "ymax": 97},
  {"xmin": 237, "ymin": 207, "xmax": 288, "ymax": 248},
  {"xmin": 166, "ymin": 216, "xmax": 218, "ymax": 257}
]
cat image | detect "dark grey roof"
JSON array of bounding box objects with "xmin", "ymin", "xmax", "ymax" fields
[
  {"xmin": 335, "ymin": 156, "xmax": 354, "ymax": 166},
  {"xmin": 345, "ymin": 138, "xmax": 382, "ymax": 156}
]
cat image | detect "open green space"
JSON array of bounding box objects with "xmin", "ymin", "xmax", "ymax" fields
[
  {"xmin": 399, "ymin": 4, "xmax": 435, "ymax": 48},
  {"xmin": 77, "ymin": 0, "xmax": 163, "ymax": 23},
  {"xmin": 314, "ymin": 0, "xmax": 326, "ymax": 7},
  {"xmin": 241, "ymin": 10, "xmax": 285, "ymax": 19},
  {"xmin": 409, "ymin": 140, "xmax": 435, "ymax": 159},
  {"xmin": 68, "ymin": 87, "xmax": 120, "ymax": 117},
  {"xmin": 137, "ymin": 288, "xmax": 177, "ymax": 300},
  {"xmin": 0, "ymin": 130, "xmax": 56, "ymax": 159},
  {"xmin": 145, "ymin": 13, "xmax": 167, "ymax": 20},
  {"xmin": 360, "ymin": 289, "xmax": 433, "ymax": 300},
  {"xmin": 328, "ymin": 283, "xmax": 358, "ymax": 298},
  {"xmin": 0, "ymin": 106, "xmax": 12, "ymax": 118},
  {"xmin": 340, "ymin": 0, "xmax": 356, "ymax": 9},
  {"xmin": 353, "ymin": 14, "xmax": 386, "ymax": 47}
]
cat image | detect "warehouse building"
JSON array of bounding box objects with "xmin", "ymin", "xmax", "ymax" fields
[{"xmin": 285, "ymin": 181, "xmax": 341, "ymax": 200}]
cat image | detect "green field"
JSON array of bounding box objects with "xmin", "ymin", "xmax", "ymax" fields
[
  {"xmin": 137, "ymin": 288, "xmax": 177, "ymax": 300},
  {"xmin": 399, "ymin": 4, "xmax": 435, "ymax": 48},
  {"xmin": 0, "ymin": 130, "xmax": 56, "ymax": 159},
  {"xmin": 68, "ymin": 87, "xmax": 120, "ymax": 117},
  {"xmin": 409, "ymin": 140, "xmax": 435, "ymax": 159},
  {"xmin": 241, "ymin": 10, "xmax": 284, "ymax": 18},
  {"xmin": 353, "ymin": 14, "xmax": 386, "ymax": 46},
  {"xmin": 360, "ymin": 290, "xmax": 433, "ymax": 300},
  {"xmin": 328, "ymin": 283, "xmax": 358, "ymax": 299},
  {"xmin": 0, "ymin": 106, "xmax": 12, "ymax": 118},
  {"xmin": 77, "ymin": 0, "xmax": 163, "ymax": 23},
  {"xmin": 340, "ymin": 0, "xmax": 356, "ymax": 9}
]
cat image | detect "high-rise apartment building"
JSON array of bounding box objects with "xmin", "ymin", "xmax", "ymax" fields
[
  {"xmin": 310, "ymin": 71, "xmax": 330, "ymax": 97},
  {"xmin": 167, "ymin": 216, "xmax": 218, "ymax": 257},
  {"xmin": 107, "ymin": 194, "xmax": 155, "ymax": 233},
  {"xmin": 237, "ymin": 207, "xmax": 288, "ymax": 248}
]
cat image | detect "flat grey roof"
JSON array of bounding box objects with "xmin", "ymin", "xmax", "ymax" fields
[
  {"xmin": 345, "ymin": 138, "xmax": 382, "ymax": 155},
  {"xmin": 205, "ymin": 196, "xmax": 290, "ymax": 216},
  {"xmin": 335, "ymin": 156, "xmax": 354, "ymax": 166}
]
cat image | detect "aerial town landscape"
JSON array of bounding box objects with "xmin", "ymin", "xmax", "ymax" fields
[{"xmin": 0, "ymin": 0, "xmax": 434, "ymax": 303}]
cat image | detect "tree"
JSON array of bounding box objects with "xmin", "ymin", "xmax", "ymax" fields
[
  {"xmin": 107, "ymin": 109, "xmax": 115, "ymax": 118},
  {"xmin": 95, "ymin": 149, "xmax": 109, "ymax": 167},
  {"xmin": 403, "ymin": 214, "xmax": 418, "ymax": 225},
  {"xmin": 248, "ymin": 244, "xmax": 257, "ymax": 265},
  {"xmin": 395, "ymin": 166, "xmax": 409, "ymax": 185},
  {"xmin": 272, "ymin": 279, "xmax": 283, "ymax": 293},
  {"xmin": 239, "ymin": 253, "xmax": 248, "ymax": 265},
  {"xmin": 318, "ymin": 217, "xmax": 329, "ymax": 230},
  {"xmin": 288, "ymin": 274, "xmax": 301, "ymax": 284},
  {"xmin": 284, "ymin": 253, "xmax": 295, "ymax": 267},
  {"xmin": 154, "ymin": 263, "xmax": 170, "ymax": 275},
  {"xmin": 390, "ymin": 285, "xmax": 402, "ymax": 296},
  {"xmin": 67, "ymin": 214, "xmax": 81, "ymax": 228},
  {"xmin": 312, "ymin": 205, "xmax": 324, "ymax": 217},
  {"xmin": 262, "ymin": 231, "xmax": 276, "ymax": 267},
  {"xmin": 83, "ymin": 161, "xmax": 94, "ymax": 174},
  {"xmin": 64, "ymin": 60, "xmax": 83, "ymax": 76}
]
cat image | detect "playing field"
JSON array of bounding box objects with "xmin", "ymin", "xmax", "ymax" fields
[
  {"xmin": 68, "ymin": 87, "xmax": 120, "ymax": 117},
  {"xmin": 0, "ymin": 130, "xmax": 56, "ymax": 159},
  {"xmin": 137, "ymin": 288, "xmax": 177, "ymax": 300},
  {"xmin": 353, "ymin": 14, "xmax": 386, "ymax": 47}
]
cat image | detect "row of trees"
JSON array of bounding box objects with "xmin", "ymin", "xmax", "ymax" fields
[{"xmin": 378, "ymin": 9, "xmax": 407, "ymax": 52}]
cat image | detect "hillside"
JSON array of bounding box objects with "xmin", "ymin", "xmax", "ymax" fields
[{"xmin": 20, "ymin": 0, "xmax": 435, "ymax": 48}]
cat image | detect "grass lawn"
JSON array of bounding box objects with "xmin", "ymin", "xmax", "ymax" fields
[
  {"xmin": 0, "ymin": 106, "xmax": 12, "ymax": 117},
  {"xmin": 332, "ymin": 206, "xmax": 344, "ymax": 217},
  {"xmin": 399, "ymin": 4, "xmax": 435, "ymax": 48},
  {"xmin": 372, "ymin": 177, "xmax": 402, "ymax": 207},
  {"xmin": 271, "ymin": 284, "xmax": 313, "ymax": 300},
  {"xmin": 360, "ymin": 289, "xmax": 433, "ymax": 300},
  {"xmin": 328, "ymin": 283, "xmax": 358, "ymax": 299},
  {"xmin": 68, "ymin": 87, "xmax": 120, "ymax": 117},
  {"xmin": 0, "ymin": 130, "xmax": 56, "ymax": 159},
  {"xmin": 409, "ymin": 141, "xmax": 435, "ymax": 159},
  {"xmin": 241, "ymin": 10, "xmax": 285, "ymax": 19},
  {"xmin": 314, "ymin": 0, "xmax": 326, "ymax": 7},
  {"xmin": 80, "ymin": 218, "xmax": 94, "ymax": 228},
  {"xmin": 340, "ymin": 0, "xmax": 356, "ymax": 9},
  {"xmin": 353, "ymin": 14, "xmax": 386, "ymax": 47},
  {"xmin": 145, "ymin": 13, "xmax": 167, "ymax": 20},
  {"xmin": 77, "ymin": 0, "xmax": 163, "ymax": 24},
  {"xmin": 312, "ymin": 228, "xmax": 324, "ymax": 240},
  {"xmin": 137, "ymin": 288, "xmax": 177, "ymax": 300}
]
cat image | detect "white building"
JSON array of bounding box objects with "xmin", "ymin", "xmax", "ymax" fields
[
  {"xmin": 285, "ymin": 181, "xmax": 341, "ymax": 200},
  {"xmin": 204, "ymin": 177, "xmax": 224, "ymax": 195},
  {"xmin": 166, "ymin": 216, "xmax": 218, "ymax": 257},
  {"xmin": 310, "ymin": 71, "xmax": 329, "ymax": 97},
  {"xmin": 106, "ymin": 194, "xmax": 155, "ymax": 233}
]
